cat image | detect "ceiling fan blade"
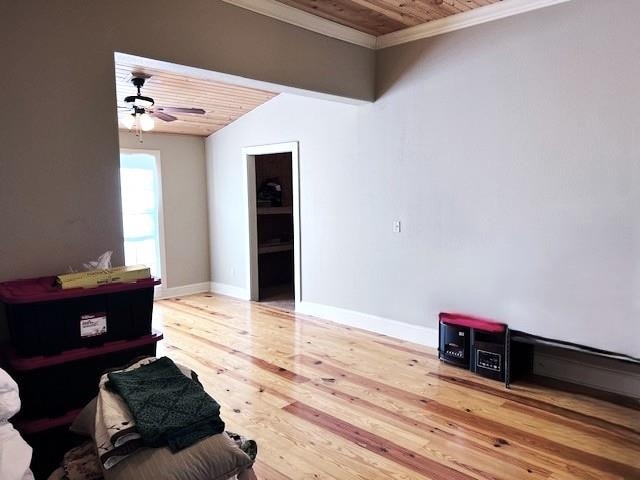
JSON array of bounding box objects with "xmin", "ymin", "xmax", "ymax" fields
[
  {"xmin": 157, "ymin": 106, "xmax": 205, "ymax": 115},
  {"xmin": 150, "ymin": 111, "xmax": 177, "ymax": 122}
]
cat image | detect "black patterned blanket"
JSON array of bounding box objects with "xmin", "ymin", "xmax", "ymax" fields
[{"xmin": 107, "ymin": 356, "xmax": 225, "ymax": 451}]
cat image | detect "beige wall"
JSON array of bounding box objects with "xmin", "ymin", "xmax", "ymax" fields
[
  {"xmin": 207, "ymin": 0, "xmax": 640, "ymax": 357},
  {"xmin": 119, "ymin": 132, "xmax": 210, "ymax": 289},
  {"xmin": 0, "ymin": 0, "xmax": 374, "ymax": 282}
]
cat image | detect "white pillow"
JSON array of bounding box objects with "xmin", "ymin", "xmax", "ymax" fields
[
  {"xmin": 0, "ymin": 368, "xmax": 21, "ymax": 422},
  {"xmin": 0, "ymin": 368, "xmax": 34, "ymax": 480}
]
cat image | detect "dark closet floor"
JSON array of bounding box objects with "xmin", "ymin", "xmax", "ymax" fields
[{"xmin": 259, "ymin": 284, "xmax": 294, "ymax": 312}]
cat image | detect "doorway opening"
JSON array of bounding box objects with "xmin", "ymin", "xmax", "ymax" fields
[
  {"xmin": 119, "ymin": 149, "xmax": 166, "ymax": 288},
  {"xmin": 245, "ymin": 142, "xmax": 300, "ymax": 310}
]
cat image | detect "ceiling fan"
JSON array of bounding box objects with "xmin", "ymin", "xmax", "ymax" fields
[{"xmin": 118, "ymin": 74, "xmax": 206, "ymax": 132}]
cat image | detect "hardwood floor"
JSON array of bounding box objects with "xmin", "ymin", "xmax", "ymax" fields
[{"xmin": 153, "ymin": 294, "xmax": 640, "ymax": 480}]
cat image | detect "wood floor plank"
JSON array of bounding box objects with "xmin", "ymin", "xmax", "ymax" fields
[
  {"xmin": 164, "ymin": 322, "xmax": 311, "ymax": 384},
  {"xmin": 166, "ymin": 296, "xmax": 636, "ymax": 425},
  {"xmin": 153, "ymin": 294, "xmax": 640, "ymax": 480},
  {"xmin": 161, "ymin": 300, "xmax": 636, "ymax": 436},
  {"xmin": 429, "ymin": 372, "xmax": 640, "ymax": 436},
  {"xmin": 294, "ymin": 381, "xmax": 554, "ymax": 479},
  {"xmin": 164, "ymin": 356, "xmax": 429, "ymax": 476},
  {"xmin": 294, "ymin": 368, "xmax": 619, "ymax": 480},
  {"xmin": 283, "ymin": 402, "xmax": 477, "ymax": 480},
  {"xmin": 171, "ymin": 327, "xmax": 539, "ymax": 478},
  {"xmin": 501, "ymin": 400, "xmax": 640, "ymax": 448},
  {"xmin": 292, "ymin": 355, "xmax": 640, "ymax": 478},
  {"xmin": 373, "ymin": 339, "xmax": 439, "ymax": 359},
  {"xmin": 252, "ymin": 460, "xmax": 291, "ymax": 480},
  {"xmin": 303, "ymin": 377, "xmax": 553, "ymax": 478}
]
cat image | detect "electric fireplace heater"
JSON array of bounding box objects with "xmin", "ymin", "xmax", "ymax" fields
[{"xmin": 439, "ymin": 321, "xmax": 470, "ymax": 368}]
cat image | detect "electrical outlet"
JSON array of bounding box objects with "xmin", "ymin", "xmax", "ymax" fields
[{"xmin": 393, "ymin": 220, "xmax": 401, "ymax": 233}]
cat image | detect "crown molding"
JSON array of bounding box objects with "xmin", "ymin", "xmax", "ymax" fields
[
  {"xmin": 376, "ymin": 0, "xmax": 572, "ymax": 49},
  {"xmin": 222, "ymin": 0, "xmax": 571, "ymax": 50},
  {"xmin": 221, "ymin": 0, "xmax": 377, "ymax": 49}
]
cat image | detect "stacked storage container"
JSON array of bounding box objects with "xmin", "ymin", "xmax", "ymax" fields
[{"xmin": 0, "ymin": 275, "xmax": 163, "ymax": 478}]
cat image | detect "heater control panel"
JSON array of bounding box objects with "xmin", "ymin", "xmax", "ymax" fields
[
  {"xmin": 445, "ymin": 345, "xmax": 464, "ymax": 358},
  {"xmin": 476, "ymin": 350, "xmax": 501, "ymax": 371}
]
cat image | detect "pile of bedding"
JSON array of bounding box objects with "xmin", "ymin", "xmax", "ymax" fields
[
  {"xmin": 48, "ymin": 357, "xmax": 257, "ymax": 480},
  {"xmin": 107, "ymin": 356, "xmax": 226, "ymax": 452},
  {"xmin": 0, "ymin": 368, "xmax": 34, "ymax": 480}
]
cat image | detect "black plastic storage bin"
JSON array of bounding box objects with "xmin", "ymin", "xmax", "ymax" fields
[
  {"xmin": 8, "ymin": 330, "xmax": 163, "ymax": 418},
  {"xmin": 0, "ymin": 276, "xmax": 160, "ymax": 356}
]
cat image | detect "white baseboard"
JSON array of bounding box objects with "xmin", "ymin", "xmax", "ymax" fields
[
  {"xmin": 297, "ymin": 301, "xmax": 438, "ymax": 348},
  {"xmin": 209, "ymin": 282, "xmax": 251, "ymax": 300},
  {"xmin": 155, "ymin": 282, "xmax": 210, "ymax": 300},
  {"xmin": 534, "ymin": 351, "xmax": 640, "ymax": 399}
]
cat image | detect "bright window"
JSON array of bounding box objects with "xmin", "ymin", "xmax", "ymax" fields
[{"xmin": 120, "ymin": 151, "xmax": 164, "ymax": 281}]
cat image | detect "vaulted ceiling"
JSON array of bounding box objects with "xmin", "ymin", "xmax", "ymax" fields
[
  {"xmin": 272, "ymin": 0, "xmax": 502, "ymax": 36},
  {"xmin": 115, "ymin": 61, "xmax": 278, "ymax": 137}
]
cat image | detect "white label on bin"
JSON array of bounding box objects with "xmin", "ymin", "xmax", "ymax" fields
[{"xmin": 80, "ymin": 313, "xmax": 107, "ymax": 338}]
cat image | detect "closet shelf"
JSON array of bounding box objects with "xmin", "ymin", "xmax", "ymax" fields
[
  {"xmin": 258, "ymin": 242, "xmax": 293, "ymax": 254},
  {"xmin": 257, "ymin": 206, "xmax": 293, "ymax": 215}
]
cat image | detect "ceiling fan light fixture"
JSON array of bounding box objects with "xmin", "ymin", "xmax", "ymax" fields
[
  {"xmin": 124, "ymin": 94, "xmax": 154, "ymax": 108},
  {"xmin": 139, "ymin": 112, "xmax": 155, "ymax": 131},
  {"xmin": 119, "ymin": 73, "xmax": 205, "ymax": 141},
  {"xmin": 121, "ymin": 113, "xmax": 135, "ymax": 130}
]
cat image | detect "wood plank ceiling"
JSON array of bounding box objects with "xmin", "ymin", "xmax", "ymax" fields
[
  {"xmin": 115, "ymin": 61, "xmax": 278, "ymax": 137},
  {"xmin": 273, "ymin": 0, "xmax": 502, "ymax": 36}
]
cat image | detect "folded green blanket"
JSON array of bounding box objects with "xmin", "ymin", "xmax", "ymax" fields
[{"xmin": 107, "ymin": 356, "xmax": 225, "ymax": 451}]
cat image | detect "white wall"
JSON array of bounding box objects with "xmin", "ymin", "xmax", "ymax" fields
[
  {"xmin": 206, "ymin": 96, "xmax": 360, "ymax": 295},
  {"xmin": 119, "ymin": 132, "xmax": 210, "ymax": 289},
  {"xmin": 207, "ymin": 0, "xmax": 639, "ymax": 357}
]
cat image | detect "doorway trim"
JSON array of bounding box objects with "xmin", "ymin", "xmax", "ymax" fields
[{"xmin": 243, "ymin": 142, "xmax": 300, "ymax": 305}]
